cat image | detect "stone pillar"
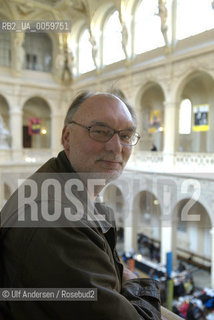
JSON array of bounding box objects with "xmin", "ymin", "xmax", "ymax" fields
[
  {"xmin": 210, "ymin": 227, "xmax": 214, "ymax": 288},
  {"xmin": 163, "ymin": 101, "xmax": 178, "ymax": 168},
  {"xmin": 161, "ymin": 225, "xmax": 173, "ymax": 266},
  {"xmin": 160, "ymin": 221, "xmax": 177, "ymax": 267},
  {"xmin": 51, "ymin": 111, "xmax": 64, "ymax": 155},
  {"xmin": 123, "ymin": 200, "xmax": 137, "ymax": 254},
  {"xmin": 159, "ymin": 176, "xmax": 177, "ymax": 267},
  {"xmin": 10, "ymin": 107, "xmax": 23, "ymax": 160},
  {"xmin": 124, "ymin": 227, "xmax": 136, "ymax": 254}
]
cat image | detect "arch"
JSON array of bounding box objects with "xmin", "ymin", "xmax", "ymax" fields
[
  {"xmin": 132, "ymin": 190, "xmax": 161, "ymax": 261},
  {"xmin": 0, "ymin": 94, "xmax": 10, "ymax": 148},
  {"xmin": 130, "ymin": 0, "xmax": 142, "ymax": 16},
  {"xmin": 22, "ymin": 96, "xmax": 51, "ymax": 149},
  {"xmin": 91, "ymin": 2, "xmax": 116, "ymax": 35},
  {"xmin": 172, "ymin": 198, "xmax": 212, "ymax": 273},
  {"xmin": 69, "ymin": 19, "xmax": 86, "ymax": 44},
  {"xmin": 67, "ymin": 19, "xmax": 85, "ymax": 76},
  {"xmin": 175, "ymin": 70, "xmax": 214, "ymax": 153},
  {"xmin": 136, "ymin": 82, "xmax": 165, "ymax": 151},
  {"xmin": 102, "ymin": 184, "xmax": 125, "ymax": 251},
  {"xmin": 21, "ymin": 94, "xmax": 54, "ymax": 113},
  {"xmin": 175, "ymin": 69, "xmax": 214, "ymax": 103},
  {"xmin": 3, "ymin": 182, "xmax": 12, "ymax": 201},
  {"xmin": 135, "ymin": 80, "xmax": 166, "ymax": 108},
  {"xmin": 23, "ymin": 32, "xmax": 52, "ymax": 72},
  {"xmin": 102, "ymin": 183, "xmax": 125, "ymax": 227},
  {"xmin": 0, "ymin": 93, "xmax": 13, "ymax": 113},
  {"xmin": 133, "ymin": 0, "xmax": 164, "ymax": 54},
  {"xmin": 91, "ymin": 2, "xmax": 120, "ymax": 68},
  {"xmin": 0, "ymin": 94, "xmax": 10, "ymax": 129},
  {"xmin": 102, "ymin": 10, "xmax": 125, "ymax": 66},
  {"xmin": 133, "ymin": 190, "xmax": 161, "ymax": 230},
  {"xmin": 172, "ymin": 194, "xmax": 214, "ymax": 228},
  {"xmin": 78, "ymin": 27, "xmax": 95, "ymax": 74}
]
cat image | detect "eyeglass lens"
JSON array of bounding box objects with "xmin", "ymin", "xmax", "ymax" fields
[{"xmin": 89, "ymin": 125, "xmax": 136, "ymax": 145}]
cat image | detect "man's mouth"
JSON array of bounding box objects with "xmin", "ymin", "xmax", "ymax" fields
[{"xmin": 97, "ymin": 159, "xmax": 122, "ymax": 168}]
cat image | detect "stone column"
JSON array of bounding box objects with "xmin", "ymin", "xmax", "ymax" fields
[
  {"xmin": 161, "ymin": 225, "xmax": 173, "ymax": 266},
  {"xmin": 159, "ymin": 176, "xmax": 177, "ymax": 266},
  {"xmin": 51, "ymin": 111, "xmax": 64, "ymax": 155},
  {"xmin": 210, "ymin": 227, "xmax": 214, "ymax": 288},
  {"xmin": 124, "ymin": 226, "xmax": 137, "ymax": 254},
  {"xmin": 10, "ymin": 107, "xmax": 23, "ymax": 160},
  {"xmin": 163, "ymin": 101, "xmax": 179, "ymax": 168},
  {"xmin": 123, "ymin": 197, "xmax": 137, "ymax": 254}
]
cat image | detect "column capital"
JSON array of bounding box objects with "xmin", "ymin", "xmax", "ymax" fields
[
  {"xmin": 163, "ymin": 100, "xmax": 179, "ymax": 109},
  {"xmin": 51, "ymin": 111, "xmax": 64, "ymax": 118},
  {"xmin": 9, "ymin": 107, "xmax": 22, "ymax": 116}
]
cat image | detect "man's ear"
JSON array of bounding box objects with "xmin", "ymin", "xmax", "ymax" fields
[{"xmin": 61, "ymin": 126, "xmax": 70, "ymax": 152}]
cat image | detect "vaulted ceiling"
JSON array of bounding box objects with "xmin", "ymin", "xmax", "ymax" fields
[{"xmin": 0, "ymin": 0, "xmax": 121, "ymax": 25}]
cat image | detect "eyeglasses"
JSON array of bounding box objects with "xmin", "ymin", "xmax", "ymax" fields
[{"xmin": 68, "ymin": 121, "xmax": 140, "ymax": 146}]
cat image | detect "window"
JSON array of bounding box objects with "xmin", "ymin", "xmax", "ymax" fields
[
  {"xmin": 23, "ymin": 97, "xmax": 51, "ymax": 149},
  {"xmin": 24, "ymin": 33, "xmax": 52, "ymax": 72},
  {"xmin": 176, "ymin": 0, "xmax": 214, "ymax": 40},
  {"xmin": 134, "ymin": 0, "xmax": 164, "ymax": 54},
  {"xmin": 78, "ymin": 29, "xmax": 95, "ymax": 74},
  {"xmin": 179, "ymin": 99, "xmax": 192, "ymax": 134},
  {"xmin": 103, "ymin": 11, "xmax": 125, "ymax": 65},
  {"xmin": 26, "ymin": 53, "xmax": 37, "ymax": 70},
  {"xmin": 0, "ymin": 32, "xmax": 11, "ymax": 67}
]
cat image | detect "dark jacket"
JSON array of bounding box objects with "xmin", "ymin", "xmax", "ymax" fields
[{"xmin": 0, "ymin": 151, "xmax": 161, "ymax": 320}]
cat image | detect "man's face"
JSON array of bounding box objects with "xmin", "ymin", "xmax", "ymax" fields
[{"xmin": 62, "ymin": 94, "xmax": 135, "ymax": 183}]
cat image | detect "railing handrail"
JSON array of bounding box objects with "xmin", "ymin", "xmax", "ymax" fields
[
  {"xmin": 161, "ymin": 306, "xmax": 183, "ymax": 320},
  {"xmin": 176, "ymin": 246, "xmax": 211, "ymax": 262}
]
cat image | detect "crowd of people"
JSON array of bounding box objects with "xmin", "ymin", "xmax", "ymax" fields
[
  {"xmin": 172, "ymin": 287, "xmax": 214, "ymax": 320},
  {"xmin": 133, "ymin": 233, "xmax": 214, "ymax": 320}
]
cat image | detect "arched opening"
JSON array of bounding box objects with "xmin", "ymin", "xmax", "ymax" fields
[
  {"xmin": 133, "ymin": 190, "xmax": 161, "ymax": 262},
  {"xmin": 138, "ymin": 83, "xmax": 165, "ymax": 151},
  {"xmin": 22, "ymin": 97, "xmax": 51, "ymax": 148},
  {"xmin": 102, "ymin": 10, "xmax": 125, "ymax": 66},
  {"xmin": 4, "ymin": 182, "xmax": 12, "ymax": 201},
  {"xmin": 179, "ymin": 99, "xmax": 192, "ymax": 135},
  {"xmin": 0, "ymin": 95, "xmax": 10, "ymax": 148},
  {"xmin": 24, "ymin": 33, "xmax": 52, "ymax": 72},
  {"xmin": 78, "ymin": 28, "xmax": 95, "ymax": 74},
  {"xmin": 178, "ymin": 71, "xmax": 214, "ymax": 153},
  {"xmin": 102, "ymin": 184, "xmax": 125, "ymax": 251},
  {"xmin": 134, "ymin": 0, "xmax": 164, "ymax": 54},
  {"xmin": 174, "ymin": 199, "xmax": 212, "ymax": 288}
]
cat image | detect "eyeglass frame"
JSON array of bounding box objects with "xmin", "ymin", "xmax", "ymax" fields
[{"xmin": 68, "ymin": 120, "xmax": 141, "ymax": 146}]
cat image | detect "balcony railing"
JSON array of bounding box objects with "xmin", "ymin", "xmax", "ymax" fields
[
  {"xmin": 127, "ymin": 151, "xmax": 214, "ymax": 173},
  {"xmin": 161, "ymin": 306, "xmax": 183, "ymax": 320},
  {"xmin": 0, "ymin": 148, "xmax": 53, "ymax": 165}
]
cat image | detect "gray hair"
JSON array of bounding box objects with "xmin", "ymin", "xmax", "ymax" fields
[{"xmin": 64, "ymin": 90, "xmax": 137, "ymax": 126}]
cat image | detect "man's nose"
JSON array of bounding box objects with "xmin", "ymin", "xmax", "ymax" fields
[{"xmin": 104, "ymin": 133, "xmax": 123, "ymax": 153}]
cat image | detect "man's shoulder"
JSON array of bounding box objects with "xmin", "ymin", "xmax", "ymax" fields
[{"xmin": 35, "ymin": 150, "xmax": 73, "ymax": 174}]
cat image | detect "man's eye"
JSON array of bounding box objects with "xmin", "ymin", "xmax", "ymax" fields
[
  {"xmin": 120, "ymin": 132, "xmax": 132, "ymax": 141},
  {"xmin": 91, "ymin": 127, "xmax": 111, "ymax": 136}
]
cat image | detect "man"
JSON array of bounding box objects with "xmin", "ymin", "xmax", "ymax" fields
[{"xmin": 0, "ymin": 91, "xmax": 161, "ymax": 319}]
